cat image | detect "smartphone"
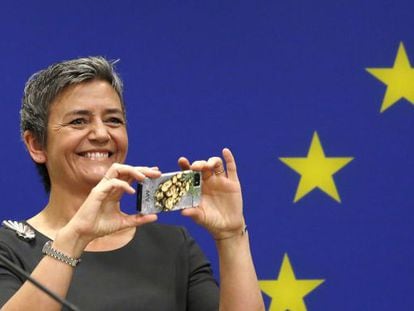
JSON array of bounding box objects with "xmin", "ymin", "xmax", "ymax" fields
[{"xmin": 137, "ymin": 170, "xmax": 202, "ymax": 214}]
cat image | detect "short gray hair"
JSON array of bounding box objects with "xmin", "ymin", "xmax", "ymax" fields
[{"xmin": 20, "ymin": 56, "xmax": 125, "ymax": 192}]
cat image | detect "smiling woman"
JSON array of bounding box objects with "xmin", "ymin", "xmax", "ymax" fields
[
  {"xmin": 27, "ymin": 80, "xmax": 129, "ymax": 193},
  {"xmin": 20, "ymin": 58, "xmax": 125, "ymax": 192},
  {"xmin": 0, "ymin": 57, "xmax": 265, "ymax": 311}
]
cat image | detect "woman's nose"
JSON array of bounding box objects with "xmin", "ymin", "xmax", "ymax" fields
[{"xmin": 88, "ymin": 121, "xmax": 110, "ymax": 143}]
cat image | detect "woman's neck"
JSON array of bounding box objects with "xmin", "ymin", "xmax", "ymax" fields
[
  {"xmin": 27, "ymin": 182, "xmax": 136, "ymax": 252},
  {"xmin": 27, "ymin": 184, "xmax": 91, "ymax": 238}
]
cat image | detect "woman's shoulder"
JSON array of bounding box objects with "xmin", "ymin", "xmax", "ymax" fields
[
  {"xmin": 0, "ymin": 220, "xmax": 44, "ymax": 270},
  {"xmin": 0, "ymin": 220, "xmax": 44, "ymax": 249},
  {"xmin": 0, "ymin": 220, "xmax": 36, "ymax": 244}
]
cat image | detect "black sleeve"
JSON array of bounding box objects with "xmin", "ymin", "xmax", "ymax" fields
[
  {"xmin": 0, "ymin": 241, "xmax": 25, "ymax": 307},
  {"xmin": 181, "ymin": 228, "xmax": 219, "ymax": 311}
]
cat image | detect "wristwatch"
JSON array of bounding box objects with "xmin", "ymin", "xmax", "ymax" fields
[{"xmin": 42, "ymin": 241, "xmax": 81, "ymax": 267}]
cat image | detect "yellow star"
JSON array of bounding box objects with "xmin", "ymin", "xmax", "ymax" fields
[
  {"xmin": 366, "ymin": 42, "xmax": 414, "ymax": 112},
  {"xmin": 259, "ymin": 254, "xmax": 325, "ymax": 311},
  {"xmin": 279, "ymin": 132, "xmax": 353, "ymax": 203}
]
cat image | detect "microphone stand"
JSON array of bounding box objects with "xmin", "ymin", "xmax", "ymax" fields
[{"xmin": 0, "ymin": 253, "xmax": 80, "ymax": 311}]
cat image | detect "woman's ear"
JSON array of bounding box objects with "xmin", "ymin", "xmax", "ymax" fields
[{"xmin": 23, "ymin": 130, "xmax": 46, "ymax": 163}]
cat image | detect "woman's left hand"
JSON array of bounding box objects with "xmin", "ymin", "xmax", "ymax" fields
[{"xmin": 178, "ymin": 148, "xmax": 245, "ymax": 240}]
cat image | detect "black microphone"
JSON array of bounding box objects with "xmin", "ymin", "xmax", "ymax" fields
[{"xmin": 0, "ymin": 253, "xmax": 80, "ymax": 311}]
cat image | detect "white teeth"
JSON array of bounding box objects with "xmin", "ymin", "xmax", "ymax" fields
[{"xmin": 84, "ymin": 152, "xmax": 109, "ymax": 159}]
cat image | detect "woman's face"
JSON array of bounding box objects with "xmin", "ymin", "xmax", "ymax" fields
[{"xmin": 43, "ymin": 79, "xmax": 128, "ymax": 191}]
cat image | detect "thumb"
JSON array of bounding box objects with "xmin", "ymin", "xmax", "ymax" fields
[
  {"xmin": 181, "ymin": 207, "xmax": 205, "ymax": 225},
  {"xmin": 124, "ymin": 213, "xmax": 158, "ymax": 228}
]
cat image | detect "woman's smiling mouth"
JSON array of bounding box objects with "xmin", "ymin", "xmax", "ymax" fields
[{"xmin": 78, "ymin": 151, "xmax": 113, "ymax": 160}]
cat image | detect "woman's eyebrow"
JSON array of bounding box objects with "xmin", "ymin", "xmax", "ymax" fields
[
  {"xmin": 63, "ymin": 108, "xmax": 123, "ymax": 117},
  {"xmin": 104, "ymin": 108, "xmax": 124, "ymax": 115},
  {"xmin": 63, "ymin": 110, "xmax": 91, "ymax": 118}
]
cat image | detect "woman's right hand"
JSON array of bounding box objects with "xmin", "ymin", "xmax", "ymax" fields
[{"xmin": 63, "ymin": 163, "xmax": 161, "ymax": 246}]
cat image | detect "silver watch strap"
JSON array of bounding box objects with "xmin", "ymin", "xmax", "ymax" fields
[{"xmin": 42, "ymin": 241, "xmax": 81, "ymax": 267}]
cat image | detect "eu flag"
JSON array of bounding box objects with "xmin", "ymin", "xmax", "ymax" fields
[{"xmin": 0, "ymin": 1, "xmax": 412, "ymax": 310}]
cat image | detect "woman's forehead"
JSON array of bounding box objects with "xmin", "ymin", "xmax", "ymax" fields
[{"xmin": 49, "ymin": 80, "xmax": 123, "ymax": 115}]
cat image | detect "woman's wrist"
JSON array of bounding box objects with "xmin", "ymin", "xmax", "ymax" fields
[
  {"xmin": 214, "ymin": 227, "xmax": 250, "ymax": 256},
  {"xmin": 213, "ymin": 225, "xmax": 248, "ymax": 242},
  {"xmin": 53, "ymin": 226, "xmax": 89, "ymax": 259}
]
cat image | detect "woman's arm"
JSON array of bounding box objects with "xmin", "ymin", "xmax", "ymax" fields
[
  {"xmin": 1, "ymin": 228, "xmax": 86, "ymax": 310},
  {"xmin": 1, "ymin": 165, "xmax": 160, "ymax": 310},
  {"xmin": 215, "ymin": 230, "xmax": 264, "ymax": 311},
  {"xmin": 179, "ymin": 148, "xmax": 265, "ymax": 311}
]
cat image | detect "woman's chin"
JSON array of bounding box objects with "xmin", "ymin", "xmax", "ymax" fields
[
  {"xmin": 87, "ymin": 173, "xmax": 106, "ymax": 184},
  {"xmin": 80, "ymin": 170, "xmax": 107, "ymax": 187}
]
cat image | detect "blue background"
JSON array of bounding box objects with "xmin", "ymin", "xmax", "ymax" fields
[{"xmin": 0, "ymin": 1, "xmax": 413, "ymax": 310}]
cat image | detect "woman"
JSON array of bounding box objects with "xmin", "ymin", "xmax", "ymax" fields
[{"xmin": 0, "ymin": 57, "xmax": 264, "ymax": 310}]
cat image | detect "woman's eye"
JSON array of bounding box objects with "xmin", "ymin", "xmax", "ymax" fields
[
  {"xmin": 106, "ymin": 117, "xmax": 125, "ymax": 125},
  {"xmin": 69, "ymin": 118, "xmax": 87, "ymax": 126}
]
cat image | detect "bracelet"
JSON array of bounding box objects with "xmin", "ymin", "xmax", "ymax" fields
[
  {"xmin": 214, "ymin": 225, "xmax": 248, "ymax": 241},
  {"xmin": 42, "ymin": 241, "xmax": 81, "ymax": 267}
]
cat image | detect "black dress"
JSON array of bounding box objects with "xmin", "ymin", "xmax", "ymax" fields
[{"xmin": 0, "ymin": 222, "xmax": 219, "ymax": 310}]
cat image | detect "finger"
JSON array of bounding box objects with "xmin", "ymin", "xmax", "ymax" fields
[
  {"xmin": 190, "ymin": 160, "xmax": 213, "ymax": 179},
  {"xmin": 207, "ymin": 157, "xmax": 226, "ymax": 177},
  {"xmin": 92, "ymin": 178, "xmax": 136, "ymax": 202},
  {"xmin": 124, "ymin": 213, "xmax": 158, "ymax": 227},
  {"xmin": 134, "ymin": 166, "xmax": 162, "ymax": 180},
  {"xmin": 181, "ymin": 207, "xmax": 205, "ymax": 225},
  {"xmin": 222, "ymin": 148, "xmax": 239, "ymax": 182},
  {"xmin": 103, "ymin": 178, "xmax": 136, "ymax": 194},
  {"xmin": 178, "ymin": 157, "xmax": 191, "ymax": 170},
  {"xmin": 190, "ymin": 160, "xmax": 208, "ymax": 171},
  {"xmin": 104, "ymin": 163, "xmax": 133, "ymax": 179},
  {"xmin": 105, "ymin": 163, "xmax": 161, "ymax": 182}
]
